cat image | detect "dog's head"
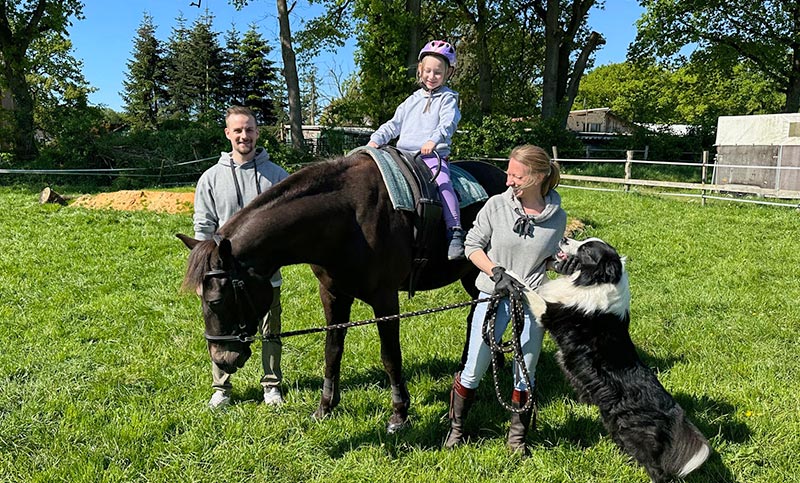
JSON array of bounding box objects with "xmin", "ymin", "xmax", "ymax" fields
[{"xmin": 552, "ymin": 237, "xmax": 624, "ymax": 286}]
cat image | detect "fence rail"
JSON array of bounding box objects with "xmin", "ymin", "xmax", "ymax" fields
[{"xmin": 550, "ymin": 149, "xmax": 800, "ymax": 209}]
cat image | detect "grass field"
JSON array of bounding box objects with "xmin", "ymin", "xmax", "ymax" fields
[{"xmin": 1, "ymin": 184, "xmax": 798, "ymax": 482}]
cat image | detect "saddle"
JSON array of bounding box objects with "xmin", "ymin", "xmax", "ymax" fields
[{"xmin": 349, "ymin": 145, "xmax": 444, "ymax": 297}]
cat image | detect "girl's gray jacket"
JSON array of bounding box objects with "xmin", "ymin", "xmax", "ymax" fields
[
  {"xmin": 193, "ymin": 148, "xmax": 289, "ymax": 286},
  {"xmin": 465, "ymin": 187, "xmax": 567, "ymax": 294},
  {"xmin": 369, "ymin": 86, "xmax": 461, "ymax": 158}
]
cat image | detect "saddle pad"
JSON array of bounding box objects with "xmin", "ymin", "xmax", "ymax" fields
[
  {"xmin": 351, "ymin": 146, "xmax": 415, "ymax": 211},
  {"xmin": 350, "ymin": 146, "xmax": 489, "ymax": 210},
  {"xmin": 449, "ymin": 163, "xmax": 489, "ymax": 208}
]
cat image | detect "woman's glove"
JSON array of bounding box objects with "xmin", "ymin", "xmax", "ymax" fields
[{"xmin": 491, "ymin": 266, "xmax": 525, "ymax": 299}]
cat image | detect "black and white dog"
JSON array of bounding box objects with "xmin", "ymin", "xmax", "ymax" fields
[{"xmin": 525, "ymin": 238, "xmax": 710, "ymax": 483}]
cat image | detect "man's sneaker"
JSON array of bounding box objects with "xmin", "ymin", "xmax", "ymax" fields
[
  {"xmin": 263, "ymin": 386, "xmax": 284, "ymax": 406},
  {"xmin": 208, "ymin": 390, "xmax": 231, "ymax": 409}
]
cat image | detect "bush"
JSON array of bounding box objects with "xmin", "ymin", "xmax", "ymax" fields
[{"xmin": 452, "ymin": 115, "xmax": 583, "ymax": 160}]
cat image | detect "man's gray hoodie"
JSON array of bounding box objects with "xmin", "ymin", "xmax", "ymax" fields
[
  {"xmin": 193, "ymin": 147, "xmax": 289, "ymax": 286},
  {"xmin": 465, "ymin": 187, "xmax": 567, "ymax": 294}
]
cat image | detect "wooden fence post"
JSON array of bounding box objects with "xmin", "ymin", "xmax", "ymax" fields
[
  {"xmin": 624, "ymin": 150, "xmax": 633, "ymax": 192},
  {"xmin": 701, "ymin": 150, "xmax": 708, "ymax": 207},
  {"xmin": 552, "ymin": 146, "xmax": 559, "ymax": 161}
]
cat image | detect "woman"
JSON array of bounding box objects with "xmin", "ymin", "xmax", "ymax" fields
[{"xmin": 444, "ymin": 144, "xmax": 567, "ymax": 454}]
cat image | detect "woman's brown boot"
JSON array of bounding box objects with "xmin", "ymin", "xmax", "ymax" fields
[
  {"xmin": 443, "ymin": 372, "xmax": 475, "ymax": 449},
  {"xmin": 507, "ymin": 389, "xmax": 535, "ymax": 455}
]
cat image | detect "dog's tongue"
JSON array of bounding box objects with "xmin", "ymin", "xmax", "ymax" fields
[{"xmin": 556, "ymin": 251, "xmax": 568, "ymax": 261}]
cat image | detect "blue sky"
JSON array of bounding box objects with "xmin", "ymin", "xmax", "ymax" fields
[{"xmin": 67, "ymin": 0, "xmax": 644, "ymax": 112}]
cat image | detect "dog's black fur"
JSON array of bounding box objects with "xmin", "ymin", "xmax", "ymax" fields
[{"xmin": 532, "ymin": 238, "xmax": 710, "ymax": 483}]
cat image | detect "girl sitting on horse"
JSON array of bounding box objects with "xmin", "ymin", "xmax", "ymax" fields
[{"xmin": 368, "ymin": 40, "xmax": 464, "ymax": 260}]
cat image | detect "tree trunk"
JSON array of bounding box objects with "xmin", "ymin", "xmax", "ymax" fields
[
  {"xmin": 276, "ymin": 0, "xmax": 305, "ymax": 152},
  {"xmin": 785, "ymin": 43, "xmax": 800, "ymax": 113},
  {"xmin": 540, "ymin": 0, "xmax": 602, "ymax": 127},
  {"xmin": 39, "ymin": 187, "xmax": 68, "ymax": 205},
  {"xmin": 540, "ymin": 0, "xmax": 562, "ymax": 121},
  {"xmin": 476, "ymin": 0, "xmax": 493, "ymax": 117},
  {"xmin": 559, "ymin": 31, "xmax": 605, "ymax": 126},
  {"xmin": 1, "ymin": 51, "xmax": 38, "ymax": 159},
  {"xmin": 405, "ymin": 0, "xmax": 421, "ymax": 79}
]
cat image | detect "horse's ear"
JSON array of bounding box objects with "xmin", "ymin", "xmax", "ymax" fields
[
  {"xmin": 218, "ymin": 237, "xmax": 234, "ymax": 266},
  {"xmin": 176, "ymin": 233, "xmax": 200, "ymax": 250}
]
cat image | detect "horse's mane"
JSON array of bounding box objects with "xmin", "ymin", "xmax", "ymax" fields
[
  {"xmin": 183, "ymin": 152, "xmax": 370, "ymax": 289},
  {"xmin": 181, "ymin": 239, "xmax": 217, "ymax": 292},
  {"xmin": 218, "ymin": 153, "xmax": 365, "ymax": 236}
]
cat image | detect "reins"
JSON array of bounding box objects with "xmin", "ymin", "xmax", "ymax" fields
[
  {"xmin": 262, "ymin": 295, "xmax": 500, "ymax": 340},
  {"xmin": 260, "ymin": 291, "xmax": 534, "ymax": 414}
]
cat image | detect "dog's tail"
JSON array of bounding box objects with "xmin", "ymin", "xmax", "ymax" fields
[{"xmin": 665, "ymin": 417, "xmax": 711, "ymax": 478}]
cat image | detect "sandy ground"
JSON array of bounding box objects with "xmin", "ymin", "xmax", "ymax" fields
[{"xmin": 70, "ymin": 190, "xmax": 195, "ymax": 214}]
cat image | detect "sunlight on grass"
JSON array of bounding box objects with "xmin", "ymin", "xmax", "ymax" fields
[{"xmin": 0, "ymin": 185, "xmax": 798, "ymax": 482}]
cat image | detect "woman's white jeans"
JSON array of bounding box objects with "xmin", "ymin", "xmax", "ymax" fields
[{"xmin": 460, "ymin": 291, "xmax": 544, "ymax": 392}]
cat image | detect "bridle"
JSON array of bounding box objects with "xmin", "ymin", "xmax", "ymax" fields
[{"xmin": 202, "ymin": 239, "xmax": 262, "ymax": 344}]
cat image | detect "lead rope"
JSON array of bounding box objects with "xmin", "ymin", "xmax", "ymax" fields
[
  {"xmin": 262, "ymin": 295, "xmax": 500, "ymax": 340},
  {"xmin": 482, "ymin": 292, "xmax": 535, "ymax": 414}
]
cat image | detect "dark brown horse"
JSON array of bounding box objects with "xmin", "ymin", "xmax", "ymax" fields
[{"xmin": 178, "ymin": 151, "xmax": 506, "ymax": 432}]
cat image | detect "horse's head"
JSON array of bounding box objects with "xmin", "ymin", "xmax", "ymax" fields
[{"xmin": 177, "ymin": 233, "xmax": 275, "ymax": 374}]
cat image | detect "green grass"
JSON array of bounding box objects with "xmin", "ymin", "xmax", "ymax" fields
[{"xmin": 1, "ymin": 186, "xmax": 798, "ymax": 482}]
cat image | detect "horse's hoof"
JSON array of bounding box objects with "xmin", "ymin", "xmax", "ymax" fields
[
  {"xmin": 386, "ymin": 415, "xmax": 410, "ymax": 434},
  {"xmin": 311, "ymin": 406, "xmax": 331, "ymax": 421}
]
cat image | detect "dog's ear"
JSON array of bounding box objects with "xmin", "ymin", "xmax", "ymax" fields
[
  {"xmin": 599, "ymin": 256, "xmax": 623, "ymax": 284},
  {"xmin": 572, "ymin": 241, "xmax": 624, "ymax": 286}
]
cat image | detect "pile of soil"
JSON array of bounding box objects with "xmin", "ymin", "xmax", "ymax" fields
[
  {"xmin": 70, "ymin": 190, "xmax": 194, "ymax": 215},
  {"xmin": 67, "ymin": 191, "xmax": 589, "ymax": 236}
]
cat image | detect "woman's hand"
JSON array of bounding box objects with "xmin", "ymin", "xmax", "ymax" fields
[
  {"xmin": 420, "ymin": 140, "xmax": 435, "ymax": 155},
  {"xmin": 491, "ymin": 266, "xmax": 525, "ymax": 298}
]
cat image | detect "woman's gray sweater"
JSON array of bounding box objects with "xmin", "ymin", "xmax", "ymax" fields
[{"xmin": 465, "ymin": 187, "xmax": 567, "ymax": 294}]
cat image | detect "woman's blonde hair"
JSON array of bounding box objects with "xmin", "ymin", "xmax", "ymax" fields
[{"xmin": 509, "ymin": 144, "xmax": 561, "ymax": 196}]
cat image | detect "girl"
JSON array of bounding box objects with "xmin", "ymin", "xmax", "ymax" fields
[{"xmin": 368, "ymin": 40, "xmax": 464, "ymax": 259}]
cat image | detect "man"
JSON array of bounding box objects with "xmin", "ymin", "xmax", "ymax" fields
[{"xmin": 193, "ymin": 105, "xmax": 290, "ymax": 409}]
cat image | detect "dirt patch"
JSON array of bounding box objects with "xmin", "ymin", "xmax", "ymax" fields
[
  {"xmin": 565, "ymin": 218, "xmax": 587, "ymax": 238},
  {"xmin": 70, "ymin": 190, "xmax": 194, "ymax": 215},
  {"xmin": 68, "ymin": 191, "xmax": 591, "ymax": 235}
]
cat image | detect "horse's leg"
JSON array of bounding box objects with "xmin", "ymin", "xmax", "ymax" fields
[
  {"xmin": 372, "ymin": 292, "xmax": 410, "ymax": 433},
  {"xmin": 312, "ymin": 282, "xmax": 353, "ymax": 420}
]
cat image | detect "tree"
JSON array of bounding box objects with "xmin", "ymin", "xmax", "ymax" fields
[
  {"xmin": 163, "ymin": 14, "xmax": 193, "ymax": 120},
  {"xmin": 122, "ymin": 13, "xmax": 168, "ymax": 131},
  {"xmin": 224, "ymin": 24, "xmax": 281, "ymax": 125},
  {"xmin": 577, "ymin": 62, "xmax": 677, "ymax": 123},
  {"xmin": 275, "ymin": 0, "xmax": 305, "ymax": 150},
  {"xmin": 353, "ymin": 0, "xmax": 420, "ymax": 126},
  {"xmin": 632, "ymin": 0, "xmax": 800, "ymax": 112},
  {"xmin": 163, "ymin": 12, "xmax": 225, "ymax": 123},
  {"xmin": 27, "ymin": 27, "xmax": 100, "ymax": 166},
  {"xmin": 186, "ymin": 13, "xmax": 226, "ymax": 122},
  {"xmin": 533, "ymin": 0, "xmax": 605, "ymax": 127},
  {"xmin": 0, "ymin": 0, "xmax": 84, "ymax": 159},
  {"xmin": 578, "ymin": 60, "xmax": 784, "ymax": 128},
  {"xmin": 447, "ymin": 1, "xmax": 545, "ymax": 120}
]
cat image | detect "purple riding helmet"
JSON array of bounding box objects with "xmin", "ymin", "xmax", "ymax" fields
[{"xmin": 418, "ymin": 40, "xmax": 456, "ymax": 68}]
